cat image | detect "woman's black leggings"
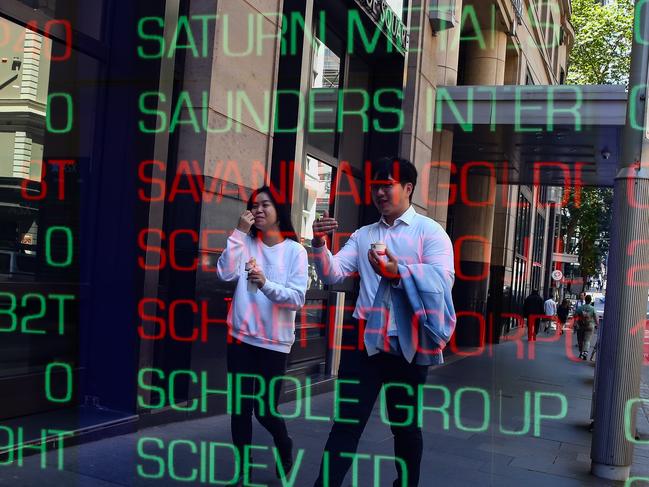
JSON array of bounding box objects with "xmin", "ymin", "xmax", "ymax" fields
[{"xmin": 227, "ymin": 341, "xmax": 292, "ymax": 458}]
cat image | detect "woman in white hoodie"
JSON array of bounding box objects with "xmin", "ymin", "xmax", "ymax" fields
[{"xmin": 216, "ymin": 186, "xmax": 308, "ymax": 481}]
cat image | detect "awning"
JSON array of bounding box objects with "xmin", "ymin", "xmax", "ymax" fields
[{"xmin": 435, "ymin": 85, "xmax": 627, "ymax": 187}]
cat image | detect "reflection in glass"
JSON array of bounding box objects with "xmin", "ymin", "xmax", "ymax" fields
[
  {"xmin": 308, "ymin": 37, "xmax": 340, "ymax": 156},
  {"xmin": 16, "ymin": 0, "xmax": 105, "ymax": 40},
  {"xmin": 0, "ymin": 14, "xmax": 98, "ymax": 415},
  {"xmin": 0, "ymin": 20, "xmax": 51, "ymax": 276},
  {"xmin": 385, "ymin": 0, "xmax": 405, "ymax": 19},
  {"xmin": 312, "ymin": 39, "xmax": 340, "ymax": 89},
  {"xmin": 300, "ymin": 156, "xmax": 333, "ymax": 290},
  {"xmin": 17, "ymin": 0, "xmax": 56, "ymax": 17},
  {"xmin": 296, "ymin": 299, "xmax": 326, "ymax": 340}
]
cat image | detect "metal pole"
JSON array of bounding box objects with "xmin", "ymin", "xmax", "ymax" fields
[{"xmin": 590, "ymin": 1, "xmax": 649, "ymax": 481}]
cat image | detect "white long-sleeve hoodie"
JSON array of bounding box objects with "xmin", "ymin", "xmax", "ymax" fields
[{"xmin": 216, "ymin": 229, "xmax": 308, "ymax": 353}]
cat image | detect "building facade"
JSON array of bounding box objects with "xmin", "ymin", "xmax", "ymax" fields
[{"xmin": 0, "ymin": 0, "xmax": 574, "ymax": 438}]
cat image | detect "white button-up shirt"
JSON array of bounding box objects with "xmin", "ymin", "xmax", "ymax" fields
[
  {"xmin": 313, "ymin": 206, "xmax": 455, "ymax": 320},
  {"xmin": 544, "ymin": 298, "xmax": 557, "ymax": 316}
]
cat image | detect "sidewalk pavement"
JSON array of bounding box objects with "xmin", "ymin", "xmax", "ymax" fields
[{"xmin": 1, "ymin": 331, "xmax": 648, "ymax": 487}]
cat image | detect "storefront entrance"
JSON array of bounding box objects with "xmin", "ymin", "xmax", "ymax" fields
[{"xmin": 273, "ymin": 0, "xmax": 408, "ymax": 376}]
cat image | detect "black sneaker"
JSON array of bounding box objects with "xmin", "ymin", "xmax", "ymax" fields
[{"xmin": 275, "ymin": 438, "xmax": 294, "ymax": 480}]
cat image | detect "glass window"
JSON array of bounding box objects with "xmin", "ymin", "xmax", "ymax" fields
[
  {"xmin": 0, "ymin": 14, "xmax": 99, "ymax": 410},
  {"xmin": 16, "ymin": 0, "xmax": 56, "ymax": 17},
  {"xmin": 296, "ymin": 299, "xmax": 327, "ymax": 341},
  {"xmin": 0, "ymin": 19, "xmax": 99, "ymax": 280},
  {"xmin": 308, "ymin": 36, "xmax": 341, "ymax": 156},
  {"xmin": 1, "ymin": 19, "xmax": 52, "ymax": 273},
  {"xmin": 312, "ymin": 39, "xmax": 340, "ymax": 89},
  {"xmin": 300, "ymin": 155, "xmax": 333, "ymax": 290},
  {"xmin": 386, "ymin": 0, "xmax": 405, "ymax": 18},
  {"xmin": 15, "ymin": 0, "xmax": 105, "ymax": 40},
  {"xmin": 0, "ymin": 251, "xmax": 11, "ymax": 272}
]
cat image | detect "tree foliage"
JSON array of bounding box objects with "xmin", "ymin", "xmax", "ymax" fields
[
  {"xmin": 567, "ymin": 0, "xmax": 634, "ymax": 85},
  {"xmin": 561, "ymin": 0, "xmax": 632, "ymax": 282},
  {"xmin": 561, "ymin": 187, "xmax": 613, "ymax": 278}
]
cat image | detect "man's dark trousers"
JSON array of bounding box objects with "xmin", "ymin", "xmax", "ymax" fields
[{"xmin": 313, "ymin": 343, "xmax": 429, "ymax": 487}]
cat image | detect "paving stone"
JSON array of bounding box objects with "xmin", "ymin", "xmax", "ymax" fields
[{"xmin": 4, "ymin": 338, "xmax": 646, "ymax": 486}]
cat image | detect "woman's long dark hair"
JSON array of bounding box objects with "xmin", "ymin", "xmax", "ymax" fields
[{"xmin": 246, "ymin": 186, "xmax": 299, "ymax": 242}]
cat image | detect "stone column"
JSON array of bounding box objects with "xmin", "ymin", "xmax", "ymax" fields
[
  {"xmin": 429, "ymin": 0, "xmax": 464, "ymax": 227},
  {"xmin": 451, "ymin": 29, "xmax": 507, "ymax": 347},
  {"xmin": 462, "ymin": 29, "xmax": 507, "ymax": 85}
]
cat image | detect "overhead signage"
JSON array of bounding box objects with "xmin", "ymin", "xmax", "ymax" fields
[{"xmin": 354, "ymin": 0, "xmax": 410, "ymax": 53}]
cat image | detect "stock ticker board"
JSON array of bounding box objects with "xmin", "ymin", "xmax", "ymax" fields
[{"xmin": 1, "ymin": 1, "xmax": 648, "ymax": 486}]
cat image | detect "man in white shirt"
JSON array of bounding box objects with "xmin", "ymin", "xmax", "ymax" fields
[
  {"xmin": 543, "ymin": 296, "xmax": 557, "ymax": 333},
  {"xmin": 311, "ymin": 157, "xmax": 455, "ymax": 487}
]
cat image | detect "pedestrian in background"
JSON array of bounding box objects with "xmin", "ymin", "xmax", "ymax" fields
[
  {"xmin": 523, "ymin": 290, "xmax": 544, "ymax": 341},
  {"xmin": 573, "ymin": 292, "xmax": 586, "ymax": 338},
  {"xmin": 589, "ymin": 303, "xmax": 601, "ymax": 361},
  {"xmin": 557, "ymin": 298, "xmax": 570, "ymax": 335},
  {"xmin": 589, "ymin": 326, "xmax": 599, "ymax": 361},
  {"xmin": 543, "ymin": 295, "xmax": 557, "ymax": 333},
  {"xmin": 575, "ymin": 295, "xmax": 596, "ymax": 360}
]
